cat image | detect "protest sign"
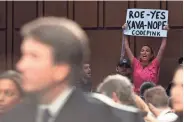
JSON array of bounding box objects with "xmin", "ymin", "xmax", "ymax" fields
[{"xmin": 124, "ymin": 9, "xmax": 168, "ymax": 37}]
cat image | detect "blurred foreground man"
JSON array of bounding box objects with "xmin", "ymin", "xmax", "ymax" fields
[{"xmin": 1, "ymin": 17, "xmax": 120, "ymax": 122}]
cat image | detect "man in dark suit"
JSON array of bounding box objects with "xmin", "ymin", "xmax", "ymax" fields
[{"xmin": 1, "ymin": 17, "xmax": 120, "ymax": 122}]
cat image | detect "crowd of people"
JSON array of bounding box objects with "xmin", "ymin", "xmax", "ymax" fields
[{"xmin": 0, "ymin": 16, "xmax": 182, "ymax": 122}]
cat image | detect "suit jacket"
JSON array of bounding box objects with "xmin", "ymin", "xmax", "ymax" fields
[
  {"xmin": 0, "ymin": 89, "xmax": 121, "ymax": 122},
  {"xmin": 86, "ymin": 93, "xmax": 145, "ymax": 122}
]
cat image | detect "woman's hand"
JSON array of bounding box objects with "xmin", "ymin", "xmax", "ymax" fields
[
  {"xmin": 163, "ymin": 25, "xmax": 169, "ymax": 31},
  {"xmin": 122, "ymin": 23, "xmax": 128, "ymax": 30}
]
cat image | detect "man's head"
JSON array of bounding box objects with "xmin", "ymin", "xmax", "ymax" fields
[
  {"xmin": 97, "ymin": 74, "xmax": 135, "ymax": 106},
  {"xmin": 144, "ymin": 86, "xmax": 169, "ymax": 109},
  {"xmin": 140, "ymin": 82, "xmax": 156, "ymax": 100},
  {"xmin": 16, "ymin": 17, "xmax": 89, "ymax": 94},
  {"xmin": 116, "ymin": 58, "xmax": 131, "ymax": 77},
  {"xmin": 171, "ymin": 65, "xmax": 183, "ymax": 112},
  {"xmin": 82, "ymin": 63, "xmax": 91, "ymax": 79}
]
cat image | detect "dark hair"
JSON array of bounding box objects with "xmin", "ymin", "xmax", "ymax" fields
[
  {"xmin": 178, "ymin": 57, "xmax": 183, "ymax": 65},
  {"xmin": 20, "ymin": 17, "xmax": 90, "ymax": 84},
  {"xmin": 144, "ymin": 86, "xmax": 169, "ymax": 108},
  {"xmin": 140, "ymin": 82, "xmax": 156, "ymax": 98},
  {"xmin": 140, "ymin": 45, "xmax": 155, "ymax": 62},
  {"xmin": 0, "ymin": 70, "xmax": 24, "ymax": 97}
]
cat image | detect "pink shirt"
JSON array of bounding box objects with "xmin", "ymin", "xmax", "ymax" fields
[{"xmin": 132, "ymin": 57, "xmax": 160, "ymax": 94}]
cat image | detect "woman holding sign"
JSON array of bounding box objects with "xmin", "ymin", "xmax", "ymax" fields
[{"xmin": 122, "ymin": 23, "xmax": 169, "ymax": 94}]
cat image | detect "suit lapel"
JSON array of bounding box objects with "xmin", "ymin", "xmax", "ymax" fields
[{"xmin": 54, "ymin": 89, "xmax": 87, "ymax": 122}]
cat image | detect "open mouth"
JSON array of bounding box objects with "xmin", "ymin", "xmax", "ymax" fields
[{"xmin": 142, "ymin": 55, "xmax": 147, "ymax": 59}]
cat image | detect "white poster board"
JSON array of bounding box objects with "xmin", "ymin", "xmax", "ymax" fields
[{"xmin": 124, "ymin": 9, "xmax": 168, "ymax": 37}]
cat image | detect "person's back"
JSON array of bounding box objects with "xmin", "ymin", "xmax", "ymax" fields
[
  {"xmin": 144, "ymin": 86, "xmax": 178, "ymax": 122},
  {"xmin": 86, "ymin": 92, "xmax": 145, "ymax": 122}
]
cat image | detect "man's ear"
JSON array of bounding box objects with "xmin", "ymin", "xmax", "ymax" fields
[
  {"xmin": 52, "ymin": 63, "xmax": 70, "ymax": 83},
  {"xmin": 112, "ymin": 92, "xmax": 120, "ymax": 103}
]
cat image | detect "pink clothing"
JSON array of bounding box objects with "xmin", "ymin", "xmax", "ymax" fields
[{"xmin": 132, "ymin": 57, "xmax": 160, "ymax": 94}]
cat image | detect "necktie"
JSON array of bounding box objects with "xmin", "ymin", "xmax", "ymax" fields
[{"xmin": 42, "ymin": 109, "xmax": 51, "ymax": 122}]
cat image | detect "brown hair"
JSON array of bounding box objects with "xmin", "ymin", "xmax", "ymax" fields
[{"xmin": 20, "ymin": 17, "xmax": 90, "ymax": 85}]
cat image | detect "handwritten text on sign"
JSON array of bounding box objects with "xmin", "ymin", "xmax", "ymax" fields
[{"xmin": 124, "ymin": 9, "xmax": 168, "ymax": 37}]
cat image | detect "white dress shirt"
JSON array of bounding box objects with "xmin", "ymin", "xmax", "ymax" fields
[
  {"xmin": 90, "ymin": 93, "xmax": 139, "ymax": 113},
  {"xmin": 157, "ymin": 108, "xmax": 178, "ymax": 122},
  {"xmin": 36, "ymin": 87, "xmax": 73, "ymax": 122}
]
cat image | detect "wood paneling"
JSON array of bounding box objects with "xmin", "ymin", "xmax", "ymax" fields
[
  {"xmin": 168, "ymin": 1, "xmax": 183, "ymax": 26},
  {"xmin": 104, "ymin": 1, "xmax": 128, "ymax": 27},
  {"xmin": 0, "ymin": 31, "xmax": 6, "ymax": 72},
  {"xmin": 164, "ymin": 29, "xmax": 183, "ymax": 57},
  {"xmin": 0, "ymin": 2, "xmax": 6, "ymax": 29},
  {"xmin": 14, "ymin": 1, "xmax": 37, "ymax": 29},
  {"xmin": 136, "ymin": 1, "xmax": 160, "ymax": 9},
  {"xmin": 74, "ymin": 1, "xmax": 98, "ymax": 27},
  {"xmin": 0, "ymin": 1, "xmax": 181, "ymax": 88},
  {"xmin": 13, "ymin": 30, "xmax": 21, "ymax": 69},
  {"xmin": 44, "ymin": 1, "xmax": 67, "ymax": 17},
  {"xmin": 87, "ymin": 30, "xmax": 122, "ymax": 87}
]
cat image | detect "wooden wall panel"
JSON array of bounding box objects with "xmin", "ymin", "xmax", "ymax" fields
[
  {"xmin": 136, "ymin": 1, "xmax": 160, "ymax": 9},
  {"xmin": 13, "ymin": 30, "xmax": 21, "ymax": 69},
  {"xmin": 160, "ymin": 29, "xmax": 183, "ymax": 86},
  {"xmin": 13, "ymin": 1, "xmax": 37, "ymax": 29},
  {"xmin": 104, "ymin": 1, "xmax": 128, "ymax": 27},
  {"xmin": 0, "ymin": 2, "xmax": 6, "ymax": 29},
  {"xmin": 86, "ymin": 30, "xmax": 122, "ymax": 87},
  {"xmin": 0, "ymin": 31, "xmax": 6, "ymax": 72},
  {"xmin": 0, "ymin": 1, "xmax": 181, "ymax": 89},
  {"xmin": 165, "ymin": 29, "xmax": 183, "ymax": 58},
  {"xmin": 168, "ymin": 1, "xmax": 183, "ymax": 26},
  {"xmin": 44, "ymin": 1, "xmax": 67, "ymax": 17},
  {"xmin": 74, "ymin": 1, "xmax": 98, "ymax": 27}
]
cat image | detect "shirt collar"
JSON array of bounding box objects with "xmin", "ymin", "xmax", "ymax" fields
[
  {"xmin": 90, "ymin": 93, "xmax": 139, "ymax": 113},
  {"xmin": 39, "ymin": 87, "xmax": 73, "ymax": 117},
  {"xmin": 157, "ymin": 108, "xmax": 172, "ymax": 117}
]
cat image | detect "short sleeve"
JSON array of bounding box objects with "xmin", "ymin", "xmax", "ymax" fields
[{"xmin": 151, "ymin": 58, "xmax": 160, "ymax": 68}]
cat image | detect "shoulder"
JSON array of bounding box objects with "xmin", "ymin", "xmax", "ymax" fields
[{"xmin": 0, "ymin": 102, "xmax": 36, "ymax": 122}]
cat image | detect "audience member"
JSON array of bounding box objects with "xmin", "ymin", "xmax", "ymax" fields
[
  {"xmin": 89, "ymin": 74, "xmax": 145, "ymax": 122},
  {"xmin": 96, "ymin": 74, "xmax": 136, "ymax": 107},
  {"xmin": 116, "ymin": 58, "xmax": 132, "ymax": 82},
  {"xmin": 122, "ymin": 23, "xmax": 169, "ymax": 94},
  {"xmin": 0, "ymin": 70, "xmax": 23, "ymax": 115},
  {"xmin": 171, "ymin": 65, "xmax": 183, "ymax": 122},
  {"xmin": 76, "ymin": 63, "xmax": 92, "ymax": 92},
  {"xmin": 144, "ymin": 86, "xmax": 177, "ymax": 122},
  {"xmin": 140, "ymin": 82, "xmax": 156, "ymax": 100}
]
